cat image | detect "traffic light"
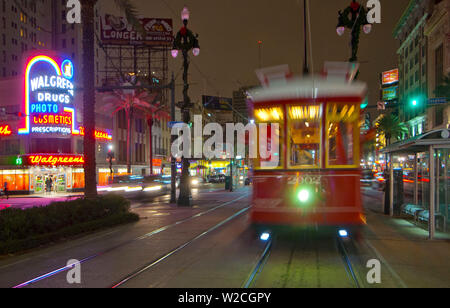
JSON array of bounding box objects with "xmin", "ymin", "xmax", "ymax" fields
[
  {"xmin": 409, "ymin": 94, "xmax": 425, "ymax": 109},
  {"xmin": 360, "ymin": 97, "xmax": 369, "ymax": 109}
]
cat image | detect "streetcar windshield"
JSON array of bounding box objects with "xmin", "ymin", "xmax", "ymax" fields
[{"xmin": 288, "ymin": 104, "xmax": 322, "ymax": 168}]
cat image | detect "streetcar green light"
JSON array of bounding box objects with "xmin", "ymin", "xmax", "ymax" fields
[{"xmin": 297, "ymin": 189, "xmax": 310, "ymax": 203}]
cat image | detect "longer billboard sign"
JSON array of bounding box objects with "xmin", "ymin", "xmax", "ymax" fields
[{"xmin": 101, "ymin": 15, "xmax": 173, "ymax": 46}]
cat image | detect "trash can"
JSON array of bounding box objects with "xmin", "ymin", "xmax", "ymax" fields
[
  {"xmin": 225, "ymin": 176, "xmax": 231, "ymax": 190},
  {"xmin": 384, "ymin": 169, "xmax": 404, "ymax": 216}
]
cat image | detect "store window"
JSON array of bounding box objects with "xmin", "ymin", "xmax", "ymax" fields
[
  {"xmin": 288, "ymin": 104, "xmax": 322, "ymax": 169},
  {"xmin": 326, "ymin": 103, "xmax": 359, "ymax": 168}
]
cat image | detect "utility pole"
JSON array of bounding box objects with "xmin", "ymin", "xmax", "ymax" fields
[
  {"xmin": 170, "ymin": 73, "xmax": 177, "ymax": 204},
  {"xmin": 171, "ymin": 6, "xmax": 200, "ymax": 207}
]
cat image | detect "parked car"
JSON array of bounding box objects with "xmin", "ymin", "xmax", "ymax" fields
[{"xmin": 191, "ymin": 176, "xmax": 206, "ymax": 187}]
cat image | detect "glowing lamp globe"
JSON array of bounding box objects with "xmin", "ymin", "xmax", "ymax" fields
[
  {"xmin": 363, "ymin": 24, "xmax": 372, "ymax": 34},
  {"xmin": 336, "ymin": 26, "xmax": 345, "ymax": 36},
  {"xmin": 181, "ymin": 7, "xmax": 190, "ymax": 21},
  {"xmin": 192, "ymin": 48, "xmax": 200, "ymax": 57},
  {"xmin": 171, "ymin": 49, "xmax": 179, "ymax": 58}
]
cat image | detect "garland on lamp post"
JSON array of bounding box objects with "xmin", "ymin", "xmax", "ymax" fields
[
  {"xmin": 171, "ymin": 7, "xmax": 200, "ymax": 207},
  {"xmin": 336, "ymin": 0, "xmax": 372, "ymax": 63}
]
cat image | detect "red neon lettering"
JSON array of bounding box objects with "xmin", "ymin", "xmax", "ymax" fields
[
  {"xmin": 28, "ymin": 155, "xmax": 84, "ymax": 166},
  {"xmin": 0, "ymin": 125, "xmax": 12, "ymax": 136}
]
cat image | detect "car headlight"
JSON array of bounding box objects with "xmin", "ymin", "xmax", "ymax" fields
[{"xmin": 192, "ymin": 179, "xmax": 199, "ymax": 185}]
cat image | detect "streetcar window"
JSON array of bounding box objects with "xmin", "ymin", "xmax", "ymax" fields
[
  {"xmin": 254, "ymin": 107, "xmax": 283, "ymax": 169},
  {"xmin": 326, "ymin": 103, "xmax": 359, "ymax": 168},
  {"xmin": 288, "ymin": 104, "xmax": 322, "ymax": 169}
]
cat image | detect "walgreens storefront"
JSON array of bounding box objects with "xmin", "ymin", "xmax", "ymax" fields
[
  {"xmin": 0, "ymin": 154, "xmax": 85, "ymax": 194},
  {"xmin": 0, "ymin": 52, "xmax": 113, "ymax": 194}
]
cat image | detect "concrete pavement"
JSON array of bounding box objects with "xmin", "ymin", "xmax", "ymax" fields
[
  {"xmin": 0, "ymin": 186, "xmax": 448, "ymax": 288},
  {"xmin": 361, "ymin": 187, "xmax": 450, "ymax": 288}
]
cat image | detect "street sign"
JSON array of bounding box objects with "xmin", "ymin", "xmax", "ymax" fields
[
  {"xmin": 168, "ymin": 121, "xmax": 184, "ymax": 128},
  {"xmin": 428, "ymin": 97, "xmax": 448, "ymax": 105}
]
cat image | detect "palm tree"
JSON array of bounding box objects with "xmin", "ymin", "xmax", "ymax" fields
[
  {"xmin": 376, "ymin": 113, "xmax": 408, "ymax": 146},
  {"xmin": 80, "ymin": 0, "xmax": 140, "ymax": 198},
  {"xmin": 101, "ymin": 76, "xmax": 162, "ymax": 174}
]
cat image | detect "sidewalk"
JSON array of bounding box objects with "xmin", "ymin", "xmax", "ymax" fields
[
  {"xmin": 362, "ymin": 189, "xmax": 450, "ymax": 288},
  {"xmin": 0, "ymin": 193, "xmax": 82, "ymax": 210}
]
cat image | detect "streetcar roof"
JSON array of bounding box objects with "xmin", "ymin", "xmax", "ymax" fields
[{"xmin": 248, "ymin": 77, "xmax": 367, "ymax": 102}]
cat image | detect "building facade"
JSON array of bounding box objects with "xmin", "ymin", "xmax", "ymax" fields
[
  {"xmin": 394, "ymin": 0, "xmax": 449, "ymax": 140},
  {"xmin": 393, "ymin": 0, "xmax": 431, "ymax": 138},
  {"xmin": 0, "ymin": 1, "xmax": 173, "ymax": 193},
  {"xmin": 424, "ymin": 0, "xmax": 450, "ymax": 131}
]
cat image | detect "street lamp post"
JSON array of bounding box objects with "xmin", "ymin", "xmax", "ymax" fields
[
  {"xmin": 336, "ymin": 0, "xmax": 372, "ymax": 63},
  {"xmin": 171, "ymin": 7, "xmax": 200, "ymax": 207}
]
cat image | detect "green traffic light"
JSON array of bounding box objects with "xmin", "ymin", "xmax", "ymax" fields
[{"xmin": 412, "ymin": 100, "xmax": 417, "ymax": 106}]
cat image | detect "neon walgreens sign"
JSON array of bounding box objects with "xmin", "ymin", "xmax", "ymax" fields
[
  {"xmin": 78, "ymin": 127, "xmax": 113, "ymax": 141},
  {"xmin": 0, "ymin": 125, "xmax": 12, "ymax": 136},
  {"xmin": 25, "ymin": 154, "xmax": 84, "ymax": 166},
  {"xmin": 19, "ymin": 55, "xmax": 75, "ymax": 135}
]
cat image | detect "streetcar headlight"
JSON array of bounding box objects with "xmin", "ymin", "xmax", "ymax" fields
[
  {"xmin": 260, "ymin": 232, "xmax": 271, "ymax": 241},
  {"xmin": 297, "ymin": 189, "xmax": 310, "ymax": 203},
  {"xmin": 338, "ymin": 229, "xmax": 349, "ymax": 238}
]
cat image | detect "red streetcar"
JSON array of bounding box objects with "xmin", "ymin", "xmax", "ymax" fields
[{"xmin": 248, "ymin": 69, "xmax": 367, "ymax": 233}]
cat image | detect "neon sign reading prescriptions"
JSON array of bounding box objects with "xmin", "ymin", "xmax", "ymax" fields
[{"xmin": 19, "ymin": 54, "xmax": 75, "ymax": 135}]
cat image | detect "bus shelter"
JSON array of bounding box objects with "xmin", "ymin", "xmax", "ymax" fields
[{"xmin": 381, "ymin": 129, "xmax": 450, "ymax": 240}]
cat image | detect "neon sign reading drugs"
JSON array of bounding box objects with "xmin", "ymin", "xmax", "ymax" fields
[{"xmin": 19, "ymin": 55, "xmax": 75, "ymax": 135}]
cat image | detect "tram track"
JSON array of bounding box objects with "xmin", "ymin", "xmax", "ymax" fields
[
  {"xmin": 336, "ymin": 235, "xmax": 362, "ymax": 288},
  {"xmin": 10, "ymin": 193, "xmax": 250, "ymax": 288},
  {"xmin": 111, "ymin": 206, "xmax": 251, "ymax": 288},
  {"xmin": 242, "ymin": 229, "xmax": 365, "ymax": 288}
]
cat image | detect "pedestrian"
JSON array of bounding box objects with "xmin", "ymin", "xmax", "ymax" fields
[
  {"xmin": 3, "ymin": 181, "xmax": 8, "ymax": 200},
  {"xmin": 45, "ymin": 178, "xmax": 51, "ymax": 195}
]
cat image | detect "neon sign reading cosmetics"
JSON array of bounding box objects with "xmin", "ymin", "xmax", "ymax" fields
[
  {"xmin": 32, "ymin": 114, "xmax": 72, "ymax": 126},
  {"xmin": 19, "ymin": 54, "xmax": 76, "ymax": 135},
  {"xmin": 25, "ymin": 154, "xmax": 84, "ymax": 166}
]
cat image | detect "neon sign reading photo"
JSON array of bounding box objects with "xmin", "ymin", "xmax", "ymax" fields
[{"xmin": 19, "ymin": 54, "xmax": 76, "ymax": 135}]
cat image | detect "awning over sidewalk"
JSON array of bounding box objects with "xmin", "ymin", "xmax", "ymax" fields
[{"xmin": 381, "ymin": 129, "xmax": 450, "ymax": 154}]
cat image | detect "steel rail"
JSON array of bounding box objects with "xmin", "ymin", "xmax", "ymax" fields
[
  {"xmin": 11, "ymin": 193, "xmax": 249, "ymax": 288},
  {"xmin": 336, "ymin": 236, "xmax": 361, "ymax": 288},
  {"xmin": 111, "ymin": 206, "xmax": 251, "ymax": 288},
  {"xmin": 242, "ymin": 239, "xmax": 272, "ymax": 289}
]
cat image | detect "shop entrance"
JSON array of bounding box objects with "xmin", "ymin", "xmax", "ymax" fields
[{"xmin": 33, "ymin": 168, "xmax": 67, "ymax": 194}]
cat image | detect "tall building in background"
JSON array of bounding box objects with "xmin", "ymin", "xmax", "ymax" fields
[
  {"xmin": 232, "ymin": 87, "xmax": 253, "ymax": 123},
  {"xmin": 0, "ymin": 0, "xmax": 52, "ymax": 78},
  {"xmin": 424, "ymin": 0, "xmax": 450, "ymax": 131},
  {"xmin": 393, "ymin": 0, "xmax": 431, "ymax": 138}
]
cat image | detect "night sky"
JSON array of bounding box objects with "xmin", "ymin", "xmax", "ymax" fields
[{"xmin": 106, "ymin": 0, "xmax": 410, "ymax": 118}]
